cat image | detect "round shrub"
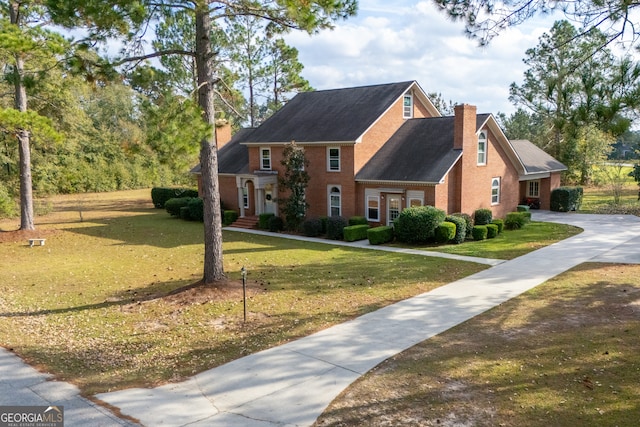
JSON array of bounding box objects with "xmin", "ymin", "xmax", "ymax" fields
[
  {"xmin": 505, "ymin": 212, "xmax": 527, "ymax": 230},
  {"xmin": 445, "ymin": 215, "xmax": 466, "ymax": 244},
  {"xmin": 394, "ymin": 206, "xmax": 446, "ymax": 244},
  {"xmin": 474, "ymin": 208, "xmax": 493, "ymax": 225},
  {"xmin": 259, "ymin": 213, "xmax": 275, "ymax": 229},
  {"xmin": 491, "ymin": 218, "xmax": 504, "ymax": 233},
  {"xmin": 165, "ymin": 197, "xmax": 193, "ymax": 216},
  {"xmin": 486, "ymin": 223, "xmax": 499, "ymax": 238},
  {"xmin": 268, "ymin": 216, "xmax": 284, "ymax": 232},
  {"xmin": 187, "ymin": 197, "xmax": 204, "ymax": 222},
  {"xmin": 435, "ymin": 221, "xmax": 456, "ymax": 243},
  {"xmin": 472, "ymin": 225, "xmax": 488, "ymax": 240},
  {"xmin": 302, "ymin": 218, "xmax": 322, "ymax": 237},
  {"xmin": 451, "ymin": 213, "xmax": 473, "ymax": 236},
  {"xmin": 327, "ymin": 216, "xmax": 348, "ymax": 240},
  {"xmin": 223, "ymin": 210, "xmax": 238, "ymax": 226},
  {"xmin": 179, "ymin": 206, "xmax": 191, "ymax": 220}
]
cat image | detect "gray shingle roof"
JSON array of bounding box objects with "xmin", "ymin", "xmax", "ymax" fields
[
  {"xmin": 242, "ymin": 81, "xmax": 416, "ymax": 143},
  {"xmin": 191, "ymin": 128, "xmax": 256, "ymax": 175},
  {"xmin": 356, "ymin": 115, "xmax": 490, "ymax": 183},
  {"xmin": 510, "ymin": 139, "xmax": 567, "ymax": 174}
]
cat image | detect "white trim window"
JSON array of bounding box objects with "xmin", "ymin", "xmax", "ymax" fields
[
  {"xmin": 527, "ymin": 180, "xmax": 540, "ymax": 198},
  {"xmin": 367, "ymin": 195, "xmax": 380, "ymax": 221},
  {"xmin": 327, "ymin": 147, "xmax": 340, "ymax": 171},
  {"xmin": 477, "ymin": 131, "xmax": 487, "ymax": 165},
  {"xmin": 406, "ymin": 190, "xmax": 424, "ymax": 207},
  {"xmin": 329, "ymin": 186, "xmax": 341, "ymax": 217},
  {"xmin": 260, "ymin": 147, "xmax": 271, "ymax": 170},
  {"xmin": 491, "ymin": 177, "xmax": 501, "ymax": 205},
  {"xmin": 403, "ymin": 93, "xmax": 413, "ymax": 119},
  {"xmin": 242, "ymin": 184, "xmax": 249, "ymax": 209}
]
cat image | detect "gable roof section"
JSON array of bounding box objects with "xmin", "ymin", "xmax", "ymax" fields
[
  {"xmin": 510, "ymin": 139, "xmax": 567, "ymax": 174},
  {"xmin": 356, "ymin": 117, "xmax": 462, "ymax": 184},
  {"xmin": 191, "ymin": 127, "xmax": 255, "ymax": 175},
  {"xmin": 242, "ymin": 81, "xmax": 419, "ymax": 144}
]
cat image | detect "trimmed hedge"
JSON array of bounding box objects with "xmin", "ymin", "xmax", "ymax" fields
[
  {"xmin": 165, "ymin": 197, "xmax": 193, "ymax": 216},
  {"xmin": 474, "ymin": 208, "xmax": 493, "ymax": 225},
  {"xmin": 486, "ymin": 223, "xmax": 499, "ymax": 238},
  {"xmin": 152, "ymin": 187, "xmax": 198, "ymax": 209},
  {"xmin": 394, "ymin": 205, "xmax": 446, "ymax": 244},
  {"xmin": 435, "ymin": 221, "xmax": 456, "ymax": 243},
  {"xmin": 348, "ymin": 216, "xmax": 369, "ymax": 226},
  {"xmin": 223, "ymin": 210, "xmax": 238, "ymax": 226},
  {"xmin": 445, "ymin": 215, "xmax": 467, "ymax": 244},
  {"xmin": 302, "ymin": 218, "xmax": 323, "ymax": 237},
  {"xmin": 268, "ymin": 216, "xmax": 284, "ymax": 232},
  {"xmin": 187, "ymin": 198, "xmax": 204, "ymax": 222},
  {"xmin": 550, "ymin": 186, "xmax": 583, "ymax": 212},
  {"xmin": 327, "ymin": 216, "xmax": 348, "ymax": 240},
  {"xmin": 451, "ymin": 212, "xmax": 473, "ymax": 237},
  {"xmin": 343, "ymin": 224, "xmax": 370, "ymax": 242},
  {"xmin": 319, "ymin": 217, "xmax": 328, "ymax": 234},
  {"xmin": 472, "ymin": 225, "xmax": 488, "ymax": 240},
  {"xmin": 259, "ymin": 213, "xmax": 275, "ymax": 229},
  {"xmin": 517, "ymin": 205, "xmax": 530, "ymax": 212},
  {"xmin": 491, "ymin": 218, "xmax": 504, "ymax": 233},
  {"xmin": 179, "ymin": 206, "xmax": 190, "ymax": 220},
  {"xmin": 505, "ymin": 212, "xmax": 527, "ymax": 230},
  {"xmin": 367, "ymin": 226, "xmax": 394, "ymax": 245}
]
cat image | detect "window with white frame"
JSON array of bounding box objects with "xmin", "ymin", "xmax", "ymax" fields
[
  {"xmin": 328, "ymin": 147, "xmax": 340, "ymax": 171},
  {"xmin": 477, "ymin": 131, "xmax": 487, "ymax": 165},
  {"xmin": 403, "ymin": 94, "xmax": 413, "ymax": 119},
  {"xmin": 406, "ymin": 190, "xmax": 424, "ymax": 207},
  {"xmin": 242, "ymin": 184, "xmax": 249, "ymax": 209},
  {"xmin": 491, "ymin": 177, "xmax": 501, "ymax": 205},
  {"xmin": 329, "ymin": 186, "xmax": 341, "ymax": 217},
  {"xmin": 527, "ymin": 180, "xmax": 540, "ymax": 198},
  {"xmin": 367, "ymin": 195, "xmax": 379, "ymax": 221},
  {"xmin": 260, "ymin": 147, "xmax": 271, "ymax": 170}
]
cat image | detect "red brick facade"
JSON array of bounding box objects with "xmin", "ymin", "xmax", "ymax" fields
[{"xmin": 204, "ymin": 86, "xmax": 563, "ymax": 223}]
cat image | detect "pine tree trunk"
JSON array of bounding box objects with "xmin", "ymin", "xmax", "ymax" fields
[
  {"xmin": 10, "ymin": 2, "xmax": 35, "ymax": 231},
  {"xmin": 195, "ymin": 6, "xmax": 225, "ymax": 283}
]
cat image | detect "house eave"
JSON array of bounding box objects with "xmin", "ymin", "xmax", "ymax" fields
[
  {"xmin": 356, "ymin": 179, "xmax": 439, "ymax": 186},
  {"xmin": 241, "ymin": 140, "xmax": 356, "ymax": 146}
]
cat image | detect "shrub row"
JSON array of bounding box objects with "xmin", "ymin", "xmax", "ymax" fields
[{"xmin": 152, "ymin": 187, "xmax": 198, "ymax": 209}]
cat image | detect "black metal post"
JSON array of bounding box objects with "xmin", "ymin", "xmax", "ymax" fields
[{"xmin": 241, "ymin": 266, "xmax": 247, "ymax": 322}]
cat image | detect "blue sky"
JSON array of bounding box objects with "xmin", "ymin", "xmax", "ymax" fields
[{"xmin": 284, "ymin": 0, "xmax": 561, "ymax": 116}]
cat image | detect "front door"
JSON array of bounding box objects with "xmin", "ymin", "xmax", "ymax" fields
[
  {"xmin": 265, "ymin": 189, "xmax": 276, "ymax": 214},
  {"xmin": 387, "ymin": 195, "xmax": 401, "ymax": 226}
]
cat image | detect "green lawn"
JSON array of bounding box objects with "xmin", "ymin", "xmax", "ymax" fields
[{"xmin": 0, "ymin": 189, "xmax": 591, "ymax": 397}]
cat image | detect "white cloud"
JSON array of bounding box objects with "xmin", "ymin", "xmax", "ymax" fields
[{"xmin": 285, "ymin": 0, "xmax": 563, "ymax": 115}]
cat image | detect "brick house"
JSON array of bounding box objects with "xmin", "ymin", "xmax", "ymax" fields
[{"xmin": 193, "ymin": 81, "xmax": 566, "ymax": 226}]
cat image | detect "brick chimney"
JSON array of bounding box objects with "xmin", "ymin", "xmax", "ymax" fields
[
  {"xmin": 215, "ymin": 119, "xmax": 232, "ymax": 148},
  {"xmin": 453, "ymin": 104, "xmax": 477, "ymax": 151}
]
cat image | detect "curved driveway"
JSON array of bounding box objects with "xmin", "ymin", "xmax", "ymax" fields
[{"xmin": 96, "ymin": 211, "xmax": 640, "ymax": 426}]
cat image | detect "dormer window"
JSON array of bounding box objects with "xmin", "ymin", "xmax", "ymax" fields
[{"xmin": 403, "ymin": 94, "xmax": 413, "ymax": 119}]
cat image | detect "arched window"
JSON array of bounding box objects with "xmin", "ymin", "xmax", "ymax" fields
[
  {"xmin": 491, "ymin": 177, "xmax": 501, "ymax": 205},
  {"xmin": 329, "ymin": 186, "xmax": 341, "ymax": 216},
  {"xmin": 477, "ymin": 131, "xmax": 487, "ymax": 165}
]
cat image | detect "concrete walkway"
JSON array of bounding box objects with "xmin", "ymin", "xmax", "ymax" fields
[
  {"xmin": 95, "ymin": 211, "xmax": 640, "ymax": 426},
  {"xmin": 3, "ymin": 212, "xmax": 640, "ymax": 426}
]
